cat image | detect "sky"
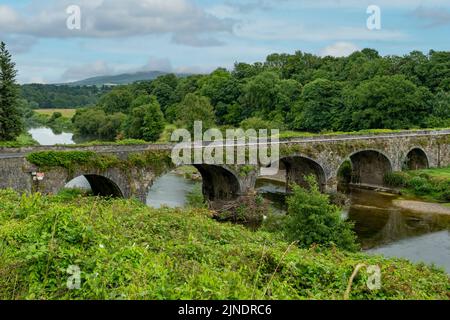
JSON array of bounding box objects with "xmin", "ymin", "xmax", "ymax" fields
[{"xmin": 0, "ymin": 0, "xmax": 449, "ymax": 84}]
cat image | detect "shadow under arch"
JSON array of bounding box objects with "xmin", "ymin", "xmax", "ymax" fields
[
  {"xmin": 66, "ymin": 174, "xmax": 124, "ymax": 198},
  {"xmin": 349, "ymin": 150, "xmax": 393, "ymax": 187},
  {"xmin": 194, "ymin": 164, "xmax": 241, "ymax": 201},
  {"xmin": 277, "ymin": 155, "xmax": 327, "ymax": 192},
  {"xmin": 404, "ymin": 148, "xmax": 429, "ymax": 170}
]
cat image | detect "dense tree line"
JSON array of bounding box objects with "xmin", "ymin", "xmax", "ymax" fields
[
  {"xmin": 20, "ymin": 84, "xmax": 111, "ymax": 109},
  {"xmin": 71, "ymin": 48, "xmax": 450, "ymax": 142}
]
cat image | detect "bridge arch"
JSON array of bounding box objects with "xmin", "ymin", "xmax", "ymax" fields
[
  {"xmin": 349, "ymin": 149, "xmax": 393, "ymax": 187},
  {"xmin": 275, "ymin": 155, "xmax": 327, "ymax": 192},
  {"xmin": 65, "ymin": 174, "xmax": 124, "ymax": 198},
  {"xmin": 193, "ymin": 164, "xmax": 242, "ymax": 201},
  {"xmin": 404, "ymin": 147, "xmax": 429, "ymax": 170}
]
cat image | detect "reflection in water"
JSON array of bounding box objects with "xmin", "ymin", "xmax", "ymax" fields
[
  {"xmin": 66, "ymin": 176, "xmax": 91, "ymax": 190},
  {"xmin": 147, "ymin": 173, "xmax": 199, "ymax": 209},
  {"xmin": 256, "ymin": 179, "xmax": 450, "ymax": 273},
  {"xmin": 28, "ymin": 127, "xmax": 75, "ymax": 145},
  {"xmin": 348, "ymin": 189, "xmax": 450, "ymax": 249}
]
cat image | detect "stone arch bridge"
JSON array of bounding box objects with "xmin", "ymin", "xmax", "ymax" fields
[{"xmin": 0, "ymin": 130, "xmax": 449, "ymax": 203}]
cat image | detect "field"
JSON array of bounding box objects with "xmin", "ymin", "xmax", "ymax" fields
[
  {"xmin": 0, "ymin": 189, "xmax": 448, "ymax": 300},
  {"xmin": 35, "ymin": 109, "xmax": 76, "ymax": 118}
]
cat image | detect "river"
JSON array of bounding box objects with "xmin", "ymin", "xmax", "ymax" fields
[
  {"xmin": 29, "ymin": 127, "xmax": 450, "ymax": 273},
  {"xmin": 29, "ymin": 127, "xmax": 75, "ymax": 145}
]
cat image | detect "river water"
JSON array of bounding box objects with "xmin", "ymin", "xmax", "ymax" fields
[
  {"xmin": 29, "ymin": 127, "xmax": 450, "ymax": 273},
  {"xmin": 29, "ymin": 127, "xmax": 75, "ymax": 145}
]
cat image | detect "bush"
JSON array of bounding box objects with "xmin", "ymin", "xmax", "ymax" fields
[
  {"xmin": 384, "ymin": 172, "xmax": 409, "ymax": 188},
  {"xmin": 409, "ymin": 176, "xmax": 432, "ymax": 195},
  {"xmin": 284, "ymin": 176, "xmax": 359, "ymax": 252},
  {"xmin": 215, "ymin": 193, "xmax": 268, "ymax": 229},
  {"xmin": 186, "ymin": 184, "xmax": 207, "ymax": 209}
]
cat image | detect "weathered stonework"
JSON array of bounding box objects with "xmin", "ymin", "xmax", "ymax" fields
[{"xmin": 0, "ymin": 130, "xmax": 449, "ymax": 202}]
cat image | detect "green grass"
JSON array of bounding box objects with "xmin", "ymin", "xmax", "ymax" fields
[
  {"xmin": 278, "ymin": 128, "xmax": 450, "ymax": 140},
  {"xmin": 0, "ymin": 133, "xmax": 39, "ymax": 148},
  {"xmin": 385, "ymin": 167, "xmax": 450, "ymax": 203},
  {"xmin": 35, "ymin": 109, "xmax": 76, "ymax": 118},
  {"xmin": 0, "ymin": 190, "xmax": 448, "ymax": 300},
  {"xmin": 411, "ymin": 167, "xmax": 450, "ymax": 179}
]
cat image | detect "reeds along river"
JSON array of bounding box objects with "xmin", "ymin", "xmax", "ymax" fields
[{"xmin": 29, "ymin": 127, "xmax": 450, "ymax": 274}]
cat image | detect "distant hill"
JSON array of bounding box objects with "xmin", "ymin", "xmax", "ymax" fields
[
  {"xmin": 67, "ymin": 71, "xmax": 187, "ymax": 87},
  {"xmin": 21, "ymin": 71, "xmax": 191, "ymax": 108}
]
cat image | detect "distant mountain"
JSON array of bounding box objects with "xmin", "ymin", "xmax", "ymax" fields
[{"xmin": 67, "ymin": 71, "xmax": 186, "ymax": 87}]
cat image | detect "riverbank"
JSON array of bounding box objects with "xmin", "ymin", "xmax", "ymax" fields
[
  {"xmin": 0, "ymin": 189, "xmax": 448, "ymax": 300},
  {"xmin": 393, "ymin": 200, "xmax": 450, "ymax": 215},
  {"xmin": 385, "ymin": 167, "xmax": 450, "ymax": 204}
]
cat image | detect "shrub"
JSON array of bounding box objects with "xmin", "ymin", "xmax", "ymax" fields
[
  {"xmin": 409, "ymin": 176, "xmax": 432, "ymax": 195},
  {"xmin": 215, "ymin": 193, "xmax": 268, "ymax": 229},
  {"xmin": 384, "ymin": 172, "xmax": 409, "ymax": 188},
  {"xmin": 186, "ymin": 184, "xmax": 207, "ymax": 209},
  {"xmin": 337, "ymin": 160, "xmax": 353, "ymax": 185},
  {"xmin": 284, "ymin": 176, "xmax": 359, "ymax": 252}
]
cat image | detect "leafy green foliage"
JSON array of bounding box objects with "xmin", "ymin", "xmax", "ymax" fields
[
  {"xmin": 26, "ymin": 150, "xmax": 173, "ymax": 176},
  {"xmin": 345, "ymin": 75, "xmax": 432, "ymax": 130},
  {"xmin": 291, "ymin": 78, "xmax": 344, "ymax": 132},
  {"xmin": 0, "ymin": 190, "xmax": 448, "ymax": 300},
  {"xmin": 20, "ymin": 84, "xmax": 110, "ymax": 109},
  {"xmin": 14, "ymin": 48, "xmax": 450, "ymax": 145},
  {"xmin": 0, "ymin": 42, "xmax": 23, "ymax": 141},
  {"xmin": 284, "ymin": 176, "xmax": 359, "ymax": 252},
  {"xmin": 186, "ymin": 184, "xmax": 207, "ymax": 209},
  {"xmin": 175, "ymin": 93, "xmax": 216, "ymax": 132},
  {"xmin": 123, "ymin": 96, "xmax": 165, "ymax": 142},
  {"xmin": 26, "ymin": 151, "xmax": 99, "ymax": 169},
  {"xmin": 72, "ymin": 108, "xmax": 126, "ymax": 141},
  {"xmin": 385, "ymin": 168, "xmax": 450, "ymax": 202},
  {"xmin": 0, "ymin": 133, "xmax": 38, "ymax": 148}
]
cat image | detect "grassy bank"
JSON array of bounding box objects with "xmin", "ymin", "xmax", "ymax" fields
[
  {"xmin": 0, "ymin": 190, "xmax": 448, "ymax": 300},
  {"xmin": 35, "ymin": 109, "xmax": 77, "ymax": 118},
  {"xmin": 385, "ymin": 167, "xmax": 450, "ymax": 203},
  {"xmin": 0, "ymin": 133, "xmax": 39, "ymax": 148},
  {"xmin": 27, "ymin": 109, "xmax": 74, "ymax": 134}
]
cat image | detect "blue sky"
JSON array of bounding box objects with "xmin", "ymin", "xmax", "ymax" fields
[{"xmin": 1, "ymin": 0, "xmax": 449, "ymax": 84}]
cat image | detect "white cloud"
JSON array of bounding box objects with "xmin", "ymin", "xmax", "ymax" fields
[
  {"xmin": 320, "ymin": 42, "xmax": 360, "ymax": 57},
  {"xmin": 139, "ymin": 57, "xmax": 173, "ymax": 73},
  {"xmin": 0, "ymin": 0, "xmax": 235, "ymax": 47},
  {"xmin": 61, "ymin": 60, "xmax": 115, "ymax": 82}
]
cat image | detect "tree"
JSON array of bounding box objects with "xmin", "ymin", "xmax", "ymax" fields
[
  {"xmin": 240, "ymin": 71, "xmax": 280, "ymax": 119},
  {"xmin": 124, "ymin": 96, "xmax": 165, "ymax": 142},
  {"xmin": 345, "ymin": 75, "xmax": 432, "ymax": 130},
  {"xmin": 72, "ymin": 108, "xmax": 125, "ymax": 140},
  {"xmin": 98, "ymin": 87, "xmax": 133, "ymax": 114},
  {"xmin": 175, "ymin": 93, "xmax": 216, "ymax": 132},
  {"xmin": 284, "ymin": 176, "xmax": 359, "ymax": 252},
  {"xmin": 425, "ymin": 91, "xmax": 450, "ymax": 127},
  {"xmin": 240, "ymin": 117, "xmax": 274, "ymax": 131},
  {"xmin": 148, "ymin": 74, "xmax": 179, "ymax": 112},
  {"xmin": 291, "ymin": 78, "xmax": 344, "ymax": 132},
  {"xmin": 0, "ymin": 42, "xmax": 23, "ymax": 141}
]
